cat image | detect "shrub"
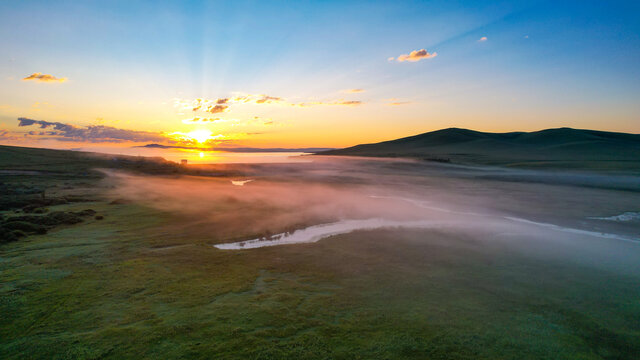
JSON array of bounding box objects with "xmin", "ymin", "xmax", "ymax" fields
[
  {"xmin": 0, "ymin": 228, "xmax": 18, "ymax": 243},
  {"xmin": 1, "ymin": 221, "xmax": 47, "ymax": 234}
]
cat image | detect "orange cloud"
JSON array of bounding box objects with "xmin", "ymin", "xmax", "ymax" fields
[
  {"xmin": 396, "ymin": 49, "xmax": 437, "ymax": 62},
  {"xmin": 230, "ymin": 94, "xmax": 285, "ymax": 105},
  {"xmin": 22, "ymin": 73, "xmax": 67, "ymax": 83},
  {"xmin": 333, "ymin": 100, "xmax": 362, "ymax": 106},
  {"xmin": 181, "ymin": 116, "xmax": 278, "ymax": 128},
  {"xmin": 175, "ymin": 93, "xmax": 364, "ymax": 115},
  {"xmin": 386, "ymin": 101, "xmax": 412, "ymax": 106},
  {"xmin": 297, "ymin": 100, "xmax": 362, "ymax": 107},
  {"xmin": 478, "ymin": 36, "xmax": 488, "ymax": 42},
  {"xmin": 206, "ymin": 104, "xmax": 229, "ymax": 114},
  {"xmin": 342, "ymin": 89, "xmax": 365, "ymax": 93},
  {"xmin": 181, "ymin": 117, "xmax": 228, "ymax": 124}
]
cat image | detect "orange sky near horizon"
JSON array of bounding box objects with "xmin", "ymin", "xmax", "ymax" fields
[{"xmin": 1, "ymin": 1, "xmax": 639, "ymax": 152}]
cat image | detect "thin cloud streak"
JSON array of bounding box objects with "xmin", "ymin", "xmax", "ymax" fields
[
  {"xmin": 174, "ymin": 93, "xmax": 365, "ymax": 115},
  {"xmin": 22, "ymin": 73, "xmax": 67, "ymax": 83},
  {"xmin": 386, "ymin": 101, "xmax": 412, "ymax": 106},
  {"xmin": 342, "ymin": 89, "xmax": 365, "ymax": 93}
]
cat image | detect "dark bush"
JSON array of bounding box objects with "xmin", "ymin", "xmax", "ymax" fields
[
  {"xmin": 46, "ymin": 211, "xmax": 83, "ymax": 225},
  {"xmin": 1, "ymin": 221, "xmax": 47, "ymax": 234},
  {"xmin": 1, "ymin": 207, "xmax": 98, "ymax": 244},
  {"xmin": 77, "ymin": 209, "xmax": 97, "ymax": 217},
  {"xmin": 22, "ymin": 204, "xmax": 40, "ymax": 213},
  {"xmin": 109, "ymin": 198, "xmax": 130, "ymax": 205},
  {"xmin": 0, "ymin": 228, "xmax": 19, "ymax": 243}
]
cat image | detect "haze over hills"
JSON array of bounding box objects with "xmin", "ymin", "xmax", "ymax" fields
[
  {"xmin": 320, "ymin": 127, "xmax": 640, "ymax": 171},
  {"xmin": 137, "ymin": 144, "xmax": 335, "ymax": 153}
]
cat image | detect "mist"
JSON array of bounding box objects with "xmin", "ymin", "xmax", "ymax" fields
[{"xmin": 102, "ymin": 156, "xmax": 640, "ymax": 274}]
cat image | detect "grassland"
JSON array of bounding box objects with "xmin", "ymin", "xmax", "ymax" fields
[
  {"xmin": 321, "ymin": 127, "xmax": 640, "ymax": 172},
  {"xmin": 1, "ymin": 145, "xmax": 639, "ymax": 359}
]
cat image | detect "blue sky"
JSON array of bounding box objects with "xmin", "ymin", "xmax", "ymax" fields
[{"xmin": 0, "ymin": 0, "xmax": 639, "ymax": 148}]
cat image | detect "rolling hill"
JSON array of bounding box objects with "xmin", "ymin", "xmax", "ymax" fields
[{"xmin": 319, "ymin": 127, "xmax": 640, "ymax": 170}]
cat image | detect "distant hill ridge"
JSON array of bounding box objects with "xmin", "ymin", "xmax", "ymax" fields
[{"xmin": 320, "ymin": 127, "xmax": 640, "ymax": 169}]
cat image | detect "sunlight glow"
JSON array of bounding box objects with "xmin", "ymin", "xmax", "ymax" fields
[
  {"xmin": 187, "ymin": 130, "xmax": 214, "ymax": 143},
  {"xmin": 168, "ymin": 129, "xmax": 223, "ymax": 144}
]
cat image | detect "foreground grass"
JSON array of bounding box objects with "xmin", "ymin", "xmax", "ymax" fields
[
  {"xmin": 1, "ymin": 207, "xmax": 639, "ymax": 359},
  {"xmin": 1, "ymin": 145, "xmax": 639, "ymax": 359}
]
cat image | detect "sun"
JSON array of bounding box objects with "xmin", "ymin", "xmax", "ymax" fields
[
  {"xmin": 168, "ymin": 129, "xmax": 228, "ymax": 145},
  {"xmin": 186, "ymin": 129, "xmax": 213, "ymax": 144}
]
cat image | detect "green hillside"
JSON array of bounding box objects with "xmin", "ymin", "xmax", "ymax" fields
[{"xmin": 320, "ymin": 128, "xmax": 640, "ymax": 171}]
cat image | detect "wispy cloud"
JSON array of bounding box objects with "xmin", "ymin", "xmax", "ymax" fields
[
  {"xmin": 386, "ymin": 101, "xmax": 412, "ymax": 106},
  {"xmin": 396, "ymin": 49, "xmax": 437, "ymax": 62},
  {"xmin": 206, "ymin": 104, "xmax": 229, "ymax": 114},
  {"xmin": 478, "ymin": 36, "xmax": 488, "ymax": 42},
  {"xmin": 181, "ymin": 117, "xmax": 228, "ymax": 124},
  {"xmin": 297, "ymin": 100, "xmax": 362, "ymax": 107},
  {"xmin": 22, "ymin": 73, "xmax": 67, "ymax": 83},
  {"xmin": 341, "ymin": 89, "xmax": 365, "ymax": 93},
  {"xmin": 175, "ymin": 93, "xmax": 364, "ymax": 115},
  {"xmin": 190, "ymin": 98, "xmax": 229, "ymax": 114},
  {"xmin": 182, "ymin": 116, "xmax": 277, "ymax": 127},
  {"xmin": 17, "ymin": 117, "xmax": 165, "ymax": 143}
]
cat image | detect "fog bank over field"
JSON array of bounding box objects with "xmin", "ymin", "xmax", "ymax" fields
[{"xmin": 103, "ymin": 156, "xmax": 640, "ymax": 273}]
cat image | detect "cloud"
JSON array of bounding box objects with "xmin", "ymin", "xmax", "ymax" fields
[
  {"xmin": 181, "ymin": 117, "xmax": 226, "ymax": 124},
  {"xmin": 230, "ymin": 94, "xmax": 284, "ymax": 105},
  {"xmin": 175, "ymin": 93, "xmax": 364, "ymax": 115},
  {"xmin": 386, "ymin": 101, "xmax": 412, "ymax": 106},
  {"xmin": 181, "ymin": 116, "xmax": 277, "ymax": 128},
  {"xmin": 296, "ymin": 100, "xmax": 363, "ymax": 107},
  {"xmin": 333, "ymin": 100, "xmax": 362, "ymax": 106},
  {"xmin": 396, "ymin": 49, "xmax": 437, "ymax": 62},
  {"xmin": 342, "ymin": 89, "xmax": 365, "ymax": 93},
  {"xmin": 181, "ymin": 117, "xmax": 246, "ymax": 125},
  {"xmin": 0, "ymin": 128, "xmax": 21, "ymax": 141},
  {"xmin": 253, "ymin": 116, "xmax": 276, "ymax": 126},
  {"xmin": 22, "ymin": 73, "xmax": 67, "ymax": 83},
  {"xmin": 206, "ymin": 104, "xmax": 229, "ymax": 114},
  {"xmin": 17, "ymin": 117, "xmax": 166, "ymax": 143},
  {"xmin": 387, "ymin": 57, "xmax": 395, "ymax": 62},
  {"xmin": 188, "ymin": 98, "xmax": 230, "ymax": 113},
  {"xmin": 478, "ymin": 36, "xmax": 488, "ymax": 42},
  {"xmin": 255, "ymin": 96, "xmax": 283, "ymax": 104}
]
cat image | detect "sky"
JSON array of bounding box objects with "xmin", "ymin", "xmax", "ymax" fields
[{"xmin": 0, "ymin": 0, "xmax": 639, "ymax": 151}]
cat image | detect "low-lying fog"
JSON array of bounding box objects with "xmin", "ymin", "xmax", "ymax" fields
[{"xmin": 103, "ymin": 156, "xmax": 640, "ymax": 274}]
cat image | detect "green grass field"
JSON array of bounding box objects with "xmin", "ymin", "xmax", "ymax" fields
[{"xmin": 1, "ymin": 145, "xmax": 639, "ymax": 359}]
